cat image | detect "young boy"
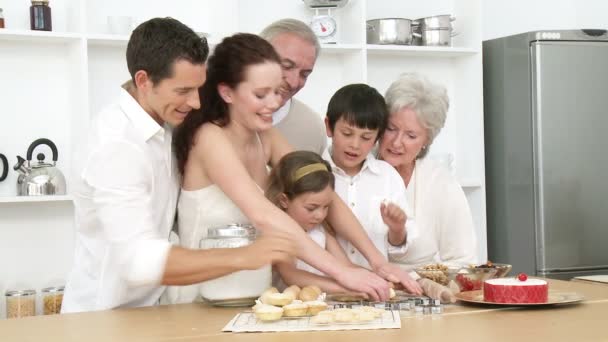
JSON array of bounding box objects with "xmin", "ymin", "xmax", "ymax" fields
[{"xmin": 322, "ymin": 83, "xmax": 416, "ymax": 269}]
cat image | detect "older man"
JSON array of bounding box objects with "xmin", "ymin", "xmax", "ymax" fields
[{"xmin": 260, "ymin": 19, "xmax": 327, "ymax": 155}]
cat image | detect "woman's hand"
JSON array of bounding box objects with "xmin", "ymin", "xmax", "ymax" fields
[
  {"xmin": 381, "ymin": 202, "xmax": 407, "ymax": 246},
  {"xmin": 373, "ymin": 262, "xmax": 423, "ymax": 295},
  {"xmin": 334, "ymin": 266, "xmax": 391, "ymax": 302},
  {"xmin": 239, "ymin": 230, "xmax": 297, "ymax": 270},
  {"xmin": 380, "ymin": 201, "xmax": 406, "ymax": 234}
]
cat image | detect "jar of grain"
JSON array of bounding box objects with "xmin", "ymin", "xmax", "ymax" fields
[
  {"xmin": 41, "ymin": 286, "xmax": 64, "ymax": 315},
  {"xmin": 5, "ymin": 289, "xmax": 36, "ymax": 318}
]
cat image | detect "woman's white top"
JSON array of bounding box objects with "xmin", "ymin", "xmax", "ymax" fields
[
  {"xmin": 163, "ymin": 184, "xmax": 270, "ymax": 304},
  {"xmin": 389, "ymin": 157, "xmax": 478, "ymax": 270}
]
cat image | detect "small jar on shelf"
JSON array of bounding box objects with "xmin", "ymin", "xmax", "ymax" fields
[
  {"xmin": 41, "ymin": 286, "xmax": 64, "ymax": 315},
  {"xmin": 5, "ymin": 289, "xmax": 37, "ymax": 318},
  {"xmin": 30, "ymin": 0, "xmax": 52, "ymax": 31}
]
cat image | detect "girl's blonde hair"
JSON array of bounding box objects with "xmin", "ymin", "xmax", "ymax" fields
[{"xmin": 266, "ymin": 151, "xmax": 334, "ymax": 207}]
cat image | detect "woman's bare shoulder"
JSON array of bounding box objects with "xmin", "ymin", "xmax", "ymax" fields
[{"xmin": 192, "ymin": 123, "xmax": 229, "ymax": 148}]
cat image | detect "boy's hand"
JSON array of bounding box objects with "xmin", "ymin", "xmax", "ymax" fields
[{"xmin": 380, "ymin": 201, "xmax": 406, "ymax": 233}]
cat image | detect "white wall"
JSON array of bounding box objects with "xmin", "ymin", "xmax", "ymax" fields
[{"xmin": 482, "ymin": 0, "xmax": 608, "ymax": 40}]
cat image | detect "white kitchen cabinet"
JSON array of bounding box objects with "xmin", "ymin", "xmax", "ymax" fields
[{"xmin": 0, "ymin": 0, "xmax": 485, "ymax": 316}]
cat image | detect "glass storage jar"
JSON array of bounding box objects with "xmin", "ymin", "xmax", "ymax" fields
[
  {"xmin": 41, "ymin": 286, "xmax": 64, "ymax": 315},
  {"xmin": 199, "ymin": 223, "xmax": 271, "ymax": 306},
  {"xmin": 30, "ymin": 0, "xmax": 52, "ymax": 31},
  {"xmin": 5, "ymin": 289, "xmax": 36, "ymax": 318}
]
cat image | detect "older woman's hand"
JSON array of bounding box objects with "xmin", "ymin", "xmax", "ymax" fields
[
  {"xmin": 374, "ymin": 262, "xmax": 423, "ymax": 295},
  {"xmin": 380, "ymin": 202, "xmax": 407, "ymax": 245}
]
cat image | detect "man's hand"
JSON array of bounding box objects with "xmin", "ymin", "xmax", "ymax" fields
[
  {"xmin": 374, "ymin": 262, "xmax": 423, "ymax": 295},
  {"xmin": 334, "ymin": 266, "xmax": 391, "ymax": 302},
  {"xmin": 240, "ymin": 230, "xmax": 297, "ymax": 270}
]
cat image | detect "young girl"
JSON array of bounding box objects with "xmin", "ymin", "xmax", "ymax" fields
[{"xmin": 266, "ymin": 151, "xmax": 353, "ymax": 292}]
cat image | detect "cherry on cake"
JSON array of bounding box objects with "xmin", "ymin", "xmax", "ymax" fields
[{"xmin": 484, "ymin": 276, "xmax": 548, "ymax": 303}]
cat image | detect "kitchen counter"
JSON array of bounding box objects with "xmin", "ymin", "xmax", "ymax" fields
[{"xmin": 2, "ymin": 279, "xmax": 607, "ymax": 342}]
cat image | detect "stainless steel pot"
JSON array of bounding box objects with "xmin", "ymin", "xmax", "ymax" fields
[
  {"xmin": 415, "ymin": 14, "xmax": 455, "ymax": 30},
  {"xmin": 366, "ymin": 18, "xmax": 418, "ymax": 45},
  {"xmin": 420, "ymin": 28, "xmax": 457, "ymax": 46}
]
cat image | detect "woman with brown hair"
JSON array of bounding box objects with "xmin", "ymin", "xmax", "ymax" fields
[{"xmin": 172, "ymin": 33, "xmax": 420, "ymax": 303}]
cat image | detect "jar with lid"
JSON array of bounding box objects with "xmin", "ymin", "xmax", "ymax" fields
[
  {"xmin": 5, "ymin": 289, "xmax": 36, "ymax": 318},
  {"xmin": 30, "ymin": 0, "xmax": 52, "ymax": 31},
  {"xmin": 0, "ymin": 8, "xmax": 5, "ymax": 29},
  {"xmin": 198, "ymin": 223, "xmax": 271, "ymax": 306},
  {"xmin": 41, "ymin": 286, "xmax": 64, "ymax": 315}
]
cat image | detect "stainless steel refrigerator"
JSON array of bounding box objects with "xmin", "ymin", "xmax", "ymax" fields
[{"xmin": 483, "ymin": 29, "xmax": 608, "ymax": 280}]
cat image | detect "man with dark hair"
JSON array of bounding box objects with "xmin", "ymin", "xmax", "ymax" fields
[{"xmin": 62, "ymin": 18, "xmax": 293, "ymax": 313}]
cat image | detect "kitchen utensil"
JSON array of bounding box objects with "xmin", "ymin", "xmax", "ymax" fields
[
  {"xmin": 366, "ymin": 18, "xmax": 420, "ymax": 45},
  {"xmin": 414, "ymin": 14, "xmax": 455, "ymax": 30},
  {"xmin": 310, "ymin": 14, "xmax": 337, "ymax": 44},
  {"xmin": 13, "ymin": 138, "xmax": 66, "ymax": 196},
  {"xmin": 0, "ymin": 153, "xmax": 8, "ymax": 182},
  {"xmin": 420, "ymin": 28, "xmax": 458, "ymax": 46}
]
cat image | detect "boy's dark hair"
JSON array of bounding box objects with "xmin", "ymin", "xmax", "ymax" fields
[
  {"xmin": 326, "ymin": 83, "xmax": 388, "ymax": 141},
  {"xmin": 126, "ymin": 17, "xmax": 209, "ymax": 85}
]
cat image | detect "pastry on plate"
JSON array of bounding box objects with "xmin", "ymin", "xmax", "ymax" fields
[
  {"xmin": 304, "ymin": 300, "xmax": 328, "ymax": 315},
  {"xmin": 310, "ymin": 310, "xmax": 334, "ymax": 324},
  {"xmin": 253, "ymin": 304, "xmax": 283, "ymax": 321},
  {"xmin": 282, "ymin": 300, "xmax": 309, "ymax": 317},
  {"xmin": 283, "ymin": 285, "xmax": 301, "ymax": 301},
  {"xmin": 298, "ymin": 285, "xmax": 322, "ymax": 301},
  {"xmin": 262, "ymin": 292, "xmax": 294, "ymax": 306}
]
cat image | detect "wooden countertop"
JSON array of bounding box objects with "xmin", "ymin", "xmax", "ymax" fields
[{"xmin": 2, "ymin": 279, "xmax": 607, "ymax": 342}]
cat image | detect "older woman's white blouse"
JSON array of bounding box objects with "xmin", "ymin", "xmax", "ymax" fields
[{"xmin": 389, "ymin": 157, "xmax": 479, "ymax": 270}]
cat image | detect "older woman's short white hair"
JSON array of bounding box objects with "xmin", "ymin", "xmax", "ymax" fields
[
  {"xmin": 260, "ymin": 18, "xmax": 321, "ymax": 59},
  {"xmin": 385, "ymin": 73, "xmax": 449, "ymax": 159}
]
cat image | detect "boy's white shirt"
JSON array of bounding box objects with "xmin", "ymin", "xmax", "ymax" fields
[{"xmin": 322, "ymin": 146, "xmax": 418, "ymax": 269}]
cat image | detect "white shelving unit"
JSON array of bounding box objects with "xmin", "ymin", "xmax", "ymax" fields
[
  {"xmin": 0, "ymin": 0, "xmax": 485, "ymax": 317},
  {"xmin": 0, "ymin": 195, "xmax": 73, "ymax": 203}
]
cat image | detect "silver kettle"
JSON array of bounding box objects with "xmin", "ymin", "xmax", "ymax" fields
[
  {"xmin": 13, "ymin": 138, "xmax": 67, "ymax": 196},
  {"xmin": 0, "ymin": 153, "xmax": 8, "ymax": 182}
]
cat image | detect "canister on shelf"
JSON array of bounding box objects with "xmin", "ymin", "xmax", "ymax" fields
[
  {"xmin": 5, "ymin": 289, "xmax": 36, "ymax": 318},
  {"xmin": 41, "ymin": 286, "xmax": 64, "ymax": 315},
  {"xmin": 30, "ymin": 0, "xmax": 52, "ymax": 31}
]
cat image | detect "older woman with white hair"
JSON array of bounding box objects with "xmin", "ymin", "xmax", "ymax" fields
[{"xmin": 378, "ymin": 73, "xmax": 478, "ymax": 270}]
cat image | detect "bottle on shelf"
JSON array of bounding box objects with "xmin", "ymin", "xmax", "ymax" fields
[
  {"xmin": 0, "ymin": 8, "xmax": 5, "ymax": 29},
  {"xmin": 30, "ymin": 0, "xmax": 52, "ymax": 31}
]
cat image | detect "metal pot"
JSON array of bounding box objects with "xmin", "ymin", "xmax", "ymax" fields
[
  {"xmin": 366, "ymin": 18, "xmax": 418, "ymax": 45},
  {"xmin": 13, "ymin": 138, "xmax": 67, "ymax": 196},
  {"xmin": 420, "ymin": 28, "xmax": 458, "ymax": 46},
  {"xmin": 415, "ymin": 14, "xmax": 455, "ymax": 30},
  {"xmin": 0, "ymin": 153, "xmax": 8, "ymax": 182}
]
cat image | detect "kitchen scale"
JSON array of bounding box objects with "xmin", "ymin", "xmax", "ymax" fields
[{"xmin": 303, "ymin": 0, "xmax": 349, "ymax": 44}]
